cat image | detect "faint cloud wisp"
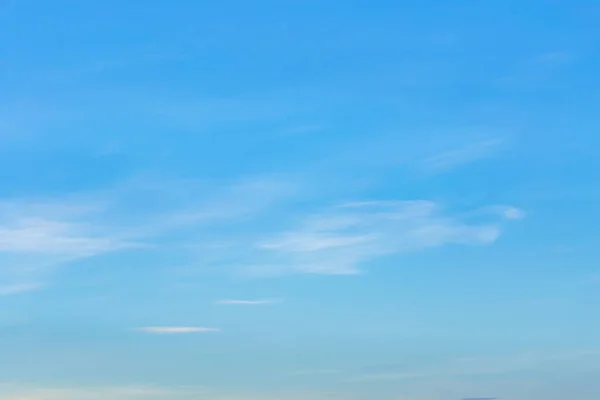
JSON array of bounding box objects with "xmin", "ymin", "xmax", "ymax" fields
[
  {"xmin": 249, "ymin": 200, "xmax": 520, "ymax": 275},
  {"xmin": 137, "ymin": 326, "xmax": 221, "ymax": 334},
  {"xmin": 216, "ymin": 299, "xmax": 282, "ymax": 305},
  {"xmin": 0, "ymin": 282, "xmax": 44, "ymax": 296},
  {"xmin": 421, "ymin": 137, "xmax": 506, "ymax": 173}
]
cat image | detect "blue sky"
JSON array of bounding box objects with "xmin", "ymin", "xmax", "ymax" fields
[{"xmin": 1, "ymin": 0, "xmax": 600, "ymax": 399}]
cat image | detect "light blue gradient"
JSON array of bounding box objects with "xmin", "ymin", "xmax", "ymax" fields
[{"xmin": 1, "ymin": 1, "xmax": 600, "ymax": 399}]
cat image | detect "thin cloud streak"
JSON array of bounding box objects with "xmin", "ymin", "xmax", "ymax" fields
[
  {"xmin": 0, "ymin": 384, "xmax": 208, "ymax": 400},
  {"xmin": 216, "ymin": 299, "xmax": 282, "ymax": 305},
  {"xmin": 0, "ymin": 282, "xmax": 43, "ymax": 296},
  {"xmin": 249, "ymin": 200, "xmax": 520, "ymax": 275},
  {"xmin": 292, "ymin": 369, "xmax": 343, "ymax": 376},
  {"xmin": 502, "ymin": 207, "xmax": 526, "ymax": 220},
  {"xmin": 0, "ymin": 218, "xmax": 132, "ymax": 255},
  {"xmin": 421, "ymin": 137, "xmax": 506, "ymax": 172},
  {"xmin": 348, "ymin": 348, "xmax": 600, "ymax": 383},
  {"xmin": 137, "ymin": 326, "xmax": 221, "ymax": 334},
  {"xmin": 0, "ymin": 175, "xmax": 297, "ymax": 286}
]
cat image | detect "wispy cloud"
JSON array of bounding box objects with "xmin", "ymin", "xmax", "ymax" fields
[
  {"xmin": 421, "ymin": 137, "xmax": 506, "ymax": 172},
  {"xmin": 216, "ymin": 299, "xmax": 282, "ymax": 305},
  {"xmin": 0, "ymin": 172, "xmax": 525, "ymax": 283},
  {"xmin": 0, "ymin": 175, "xmax": 297, "ymax": 286},
  {"xmin": 0, "ymin": 386, "xmax": 341, "ymax": 400},
  {"xmin": 0, "ymin": 197, "xmax": 140, "ymax": 289},
  {"xmin": 479, "ymin": 205, "xmax": 527, "ymax": 221},
  {"xmin": 137, "ymin": 326, "xmax": 221, "ymax": 334},
  {"xmin": 249, "ymin": 200, "xmax": 520, "ymax": 275},
  {"xmin": 462, "ymin": 398, "xmax": 498, "ymax": 400},
  {"xmin": 0, "ymin": 384, "xmax": 207, "ymax": 400},
  {"xmin": 498, "ymin": 51, "xmax": 577, "ymax": 87},
  {"xmin": 534, "ymin": 51, "xmax": 575, "ymax": 65},
  {"xmin": 0, "ymin": 282, "xmax": 43, "ymax": 296},
  {"xmin": 589, "ymin": 273, "xmax": 600, "ymax": 284},
  {"xmin": 348, "ymin": 348, "xmax": 600, "ymax": 383},
  {"xmin": 292, "ymin": 369, "xmax": 343, "ymax": 376},
  {"xmin": 0, "ymin": 217, "xmax": 130, "ymax": 256},
  {"xmin": 162, "ymin": 177, "xmax": 296, "ymax": 227},
  {"xmin": 500, "ymin": 206, "xmax": 526, "ymax": 220}
]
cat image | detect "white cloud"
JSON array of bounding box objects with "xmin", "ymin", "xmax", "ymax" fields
[
  {"xmin": 421, "ymin": 137, "xmax": 506, "ymax": 172},
  {"xmin": 260, "ymin": 233, "xmax": 374, "ymax": 252},
  {"xmin": 0, "ymin": 173, "xmax": 524, "ymax": 282},
  {"xmin": 0, "ymin": 175, "xmax": 297, "ymax": 287},
  {"xmin": 0, "ymin": 194, "xmax": 139, "ymax": 263},
  {"xmin": 502, "ymin": 206, "xmax": 526, "ymax": 220},
  {"xmin": 481, "ymin": 205, "xmax": 526, "ymax": 221},
  {"xmin": 0, "ymin": 384, "xmax": 207, "ymax": 400},
  {"xmin": 0, "ymin": 282, "xmax": 43, "ymax": 296},
  {"xmin": 0, "ymin": 218, "xmax": 128, "ymax": 255},
  {"xmin": 292, "ymin": 369, "xmax": 343, "ymax": 375},
  {"xmin": 0, "ymin": 385, "xmax": 346, "ymax": 400},
  {"xmin": 589, "ymin": 273, "xmax": 600, "ymax": 283},
  {"xmin": 533, "ymin": 51, "xmax": 575, "ymax": 66},
  {"xmin": 348, "ymin": 348, "xmax": 600, "ymax": 383},
  {"xmin": 0, "ymin": 196, "xmax": 143, "ymax": 291},
  {"xmin": 251, "ymin": 200, "xmax": 515, "ymax": 275},
  {"xmin": 137, "ymin": 326, "xmax": 221, "ymax": 334},
  {"xmin": 216, "ymin": 299, "xmax": 281, "ymax": 305}
]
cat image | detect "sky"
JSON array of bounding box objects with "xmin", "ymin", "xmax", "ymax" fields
[{"xmin": 1, "ymin": 0, "xmax": 600, "ymax": 399}]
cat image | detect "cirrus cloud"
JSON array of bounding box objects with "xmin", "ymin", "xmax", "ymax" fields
[
  {"xmin": 137, "ymin": 326, "xmax": 221, "ymax": 334},
  {"xmin": 246, "ymin": 200, "xmax": 523, "ymax": 275},
  {"xmin": 216, "ymin": 299, "xmax": 282, "ymax": 305}
]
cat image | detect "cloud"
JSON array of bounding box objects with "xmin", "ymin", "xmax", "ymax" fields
[
  {"xmin": 0, "ymin": 198, "xmax": 139, "ymax": 289},
  {"xmin": 481, "ymin": 205, "xmax": 526, "ymax": 221},
  {"xmin": 501, "ymin": 207, "xmax": 526, "ymax": 220},
  {"xmin": 292, "ymin": 369, "xmax": 343, "ymax": 376},
  {"xmin": 0, "ymin": 218, "xmax": 129, "ymax": 256},
  {"xmin": 0, "ymin": 175, "xmax": 297, "ymax": 286},
  {"xmin": 0, "ymin": 384, "xmax": 206, "ymax": 400},
  {"xmin": 462, "ymin": 398, "xmax": 499, "ymax": 400},
  {"xmin": 589, "ymin": 273, "xmax": 600, "ymax": 284},
  {"xmin": 349, "ymin": 348, "xmax": 600, "ymax": 383},
  {"xmin": 250, "ymin": 200, "xmax": 517, "ymax": 275},
  {"xmin": 0, "ymin": 195, "xmax": 139, "ymax": 259},
  {"xmin": 162, "ymin": 177, "xmax": 295, "ymax": 227},
  {"xmin": 0, "ymin": 282, "xmax": 43, "ymax": 296},
  {"xmin": 216, "ymin": 299, "xmax": 281, "ymax": 305},
  {"xmin": 0, "ymin": 384, "xmax": 341, "ymax": 400},
  {"xmin": 0, "ymin": 386, "xmax": 340, "ymax": 400},
  {"xmin": 0, "ymin": 175, "xmax": 524, "ymax": 282},
  {"xmin": 533, "ymin": 51, "xmax": 575, "ymax": 66},
  {"xmin": 0, "ymin": 162, "xmax": 525, "ymax": 288},
  {"xmin": 421, "ymin": 137, "xmax": 506, "ymax": 172},
  {"xmin": 137, "ymin": 326, "xmax": 221, "ymax": 334}
]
